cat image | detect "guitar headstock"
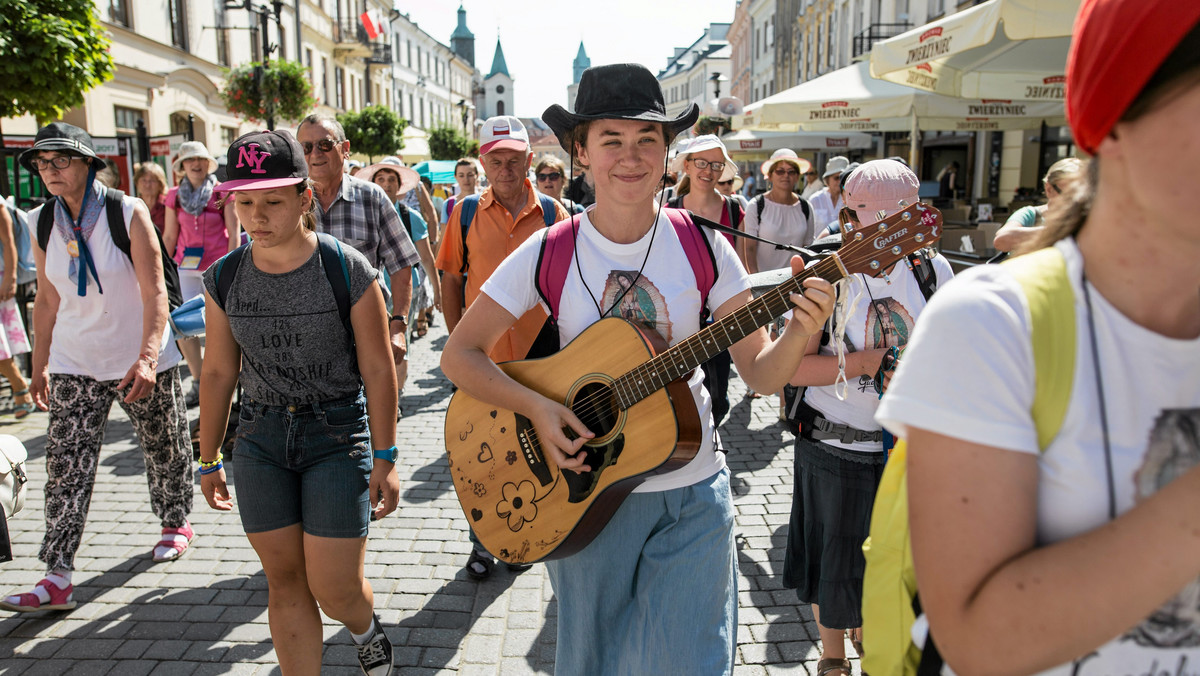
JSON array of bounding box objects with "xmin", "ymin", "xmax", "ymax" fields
[{"xmin": 835, "ymin": 203, "xmax": 942, "ymax": 277}]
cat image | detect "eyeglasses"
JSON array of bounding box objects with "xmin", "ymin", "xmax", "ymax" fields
[
  {"xmin": 537, "ymin": 172, "xmax": 562, "ymax": 182},
  {"xmin": 773, "ymin": 168, "xmax": 800, "ymax": 177},
  {"xmin": 805, "ymin": 171, "xmax": 819, "ymax": 177},
  {"xmin": 689, "ymin": 158, "xmax": 726, "ymax": 173},
  {"xmin": 301, "ymin": 139, "xmax": 338, "ymax": 155},
  {"xmin": 31, "ymin": 156, "xmax": 78, "ymax": 171},
  {"xmin": 717, "ymin": 179, "xmax": 734, "ymax": 186}
]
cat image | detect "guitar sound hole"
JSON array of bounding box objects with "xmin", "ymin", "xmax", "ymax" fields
[{"xmin": 570, "ymin": 382, "xmax": 619, "ymax": 438}]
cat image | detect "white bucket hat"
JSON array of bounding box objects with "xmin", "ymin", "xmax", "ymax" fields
[
  {"xmin": 670, "ymin": 135, "xmax": 737, "ymax": 182},
  {"xmin": 173, "ymin": 141, "xmax": 219, "ymax": 175},
  {"xmin": 760, "ymin": 148, "xmax": 811, "ymax": 178}
]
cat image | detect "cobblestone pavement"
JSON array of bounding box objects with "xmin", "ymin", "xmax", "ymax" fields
[{"xmin": 0, "ymin": 317, "xmax": 862, "ymax": 675}]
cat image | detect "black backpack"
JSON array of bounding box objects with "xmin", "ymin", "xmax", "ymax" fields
[
  {"xmin": 37, "ymin": 190, "xmax": 183, "ymax": 309},
  {"xmin": 752, "ymin": 193, "xmax": 812, "ymax": 225},
  {"xmin": 666, "ymin": 194, "xmax": 743, "ymax": 231}
]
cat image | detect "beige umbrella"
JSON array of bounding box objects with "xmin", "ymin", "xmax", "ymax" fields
[{"xmin": 868, "ymin": 0, "xmax": 1080, "ymax": 102}]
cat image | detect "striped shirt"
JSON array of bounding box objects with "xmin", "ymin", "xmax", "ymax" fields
[{"xmin": 315, "ymin": 174, "xmax": 420, "ymax": 275}]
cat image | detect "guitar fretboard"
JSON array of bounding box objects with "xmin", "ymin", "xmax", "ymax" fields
[{"xmin": 611, "ymin": 254, "xmax": 848, "ymax": 409}]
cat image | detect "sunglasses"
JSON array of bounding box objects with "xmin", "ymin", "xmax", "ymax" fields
[
  {"xmin": 773, "ymin": 168, "xmax": 799, "ymax": 177},
  {"xmin": 689, "ymin": 158, "xmax": 726, "ymax": 173},
  {"xmin": 805, "ymin": 171, "xmax": 819, "ymax": 177},
  {"xmin": 31, "ymin": 156, "xmax": 79, "ymax": 171},
  {"xmin": 717, "ymin": 179, "xmax": 734, "ymax": 186},
  {"xmin": 301, "ymin": 139, "xmax": 339, "ymax": 155},
  {"xmin": 537, "ymin": 172, "xmax": 562, "ymax": 182}
]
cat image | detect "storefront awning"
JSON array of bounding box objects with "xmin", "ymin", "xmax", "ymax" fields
[
  {"xmin": 868, "ymin": 0, "xmax": 1079, "ymax": 101},
  {"xmin": 720, "ymin": 129, "xmax": 874, "ymax": 153}
]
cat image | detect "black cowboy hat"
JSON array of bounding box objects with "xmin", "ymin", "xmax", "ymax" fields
[
  {"xmin": 18, "ymin": 122, "xmax": 106, "ymax": 173},
  {"xmin": 542, "ymin": 63, "xmax": 699, "ymax": 152}
]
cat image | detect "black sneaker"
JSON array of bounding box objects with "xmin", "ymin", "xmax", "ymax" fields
[{"xmin": 356, "ymin": 614, "xmax": 393, "ymax": 676}]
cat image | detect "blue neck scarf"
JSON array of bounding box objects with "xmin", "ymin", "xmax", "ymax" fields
[{"xmin": 53, "ymin": 168, "xmax": 106, "ymax": 297}]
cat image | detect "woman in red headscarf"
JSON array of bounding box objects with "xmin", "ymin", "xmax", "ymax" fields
[{"xmin": 876, "ymin": 2, "xmax": 1200, "ymax": 673}]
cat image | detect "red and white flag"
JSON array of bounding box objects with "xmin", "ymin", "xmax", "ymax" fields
[{"xmin": 361, "ymin": 9, "xmax": 384, "ymax": 40}]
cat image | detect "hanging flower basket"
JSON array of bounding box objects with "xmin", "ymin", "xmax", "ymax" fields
[{"xmin": 220, "ymin": 60, "xmax": 317, "ymax": 125}]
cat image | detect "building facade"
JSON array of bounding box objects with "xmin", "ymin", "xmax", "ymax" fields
[{"xmin": 657, "ymin": 23, "xmax": 732, "ymax": 126}]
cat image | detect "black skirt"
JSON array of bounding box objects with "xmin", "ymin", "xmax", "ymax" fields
[{"xmin": 781, "ymin": 436, "xmax": 886, "ymax": 629}]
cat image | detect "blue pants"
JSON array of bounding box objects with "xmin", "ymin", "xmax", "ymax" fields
[{"xmin": 546, "ymin": 468, "xmax": 737, "ymax": 676}]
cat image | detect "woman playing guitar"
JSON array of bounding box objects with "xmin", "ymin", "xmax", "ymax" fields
[{"xmin": 440, "ymin": 63, "xmax": 835, "ymax": 675}]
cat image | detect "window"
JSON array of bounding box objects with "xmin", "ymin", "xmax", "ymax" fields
[
  {"xmin": 407, "ymin": 40, "xmax": 412, "ymax": 68},
  {"xmin": 215, "ymin": 4, "xmax": 230, "ymax": 66},
  {"xmin": 320, "ymin": 56, "xmax": 329, "ymax": 104},
  {"xmin": 930, "ymin": 0, "xmax": 945, "ymax": 16},
  {"xmin": 497, "ymin": 100, "xmax": 505, "ymax": 116},
  {"xmin": 113, "ymin": 106, "xmax": 145, "ymax": 136},
  {"xmin": 278, "ymin": 24, "xmax": 287, "ymax": 61},
  {"xmin": 335, "ymin": 67, "xmax": 345, "ymax": 109},
  {"xmin": 305, "ymin": 48, "xmax": 314, "ymax": 82},
  {"xmin": 221, "ymin": 126, "xmax": 238, "ymax": 147},
  {"xmin": 169, "ymin": 112, "xmax": 191, "ymax": 136},
  {"xmin": 168, "ymin": 0, "xmax": 188, "ymax": 50},
  {"xmin": 420, "ymin": 99, "xmax": 426, "ymax": 128},
  {"xmin": 408, "ymin": 94, "xmax": 415, "ymax": 122},
  {"xmin": 496, "ymin": 84, "xmax": 505, "ymax": 94},
  {"xmin": 109, "ymin": 0, "xmax": 131, "ymax": 27}
]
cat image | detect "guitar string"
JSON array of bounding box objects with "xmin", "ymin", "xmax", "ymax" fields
[{"xmin": 512, "ymin": 235, "xmax": 920, "ymax": 460}]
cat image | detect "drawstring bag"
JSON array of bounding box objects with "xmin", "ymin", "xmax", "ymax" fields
[{"xmin": 0, "ymin": 434, "xmax": 29, "ymax": 520}]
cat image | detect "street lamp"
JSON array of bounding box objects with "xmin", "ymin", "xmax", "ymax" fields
[
  {"xmin": 710, "ymin": 72, "xmax": 724, "ymax": 100},
  {"xmin": 457, "ymin": 99, "xmax": 468, "ymax": 134},
  {"xmin": 708, "ymin": 72, "xmax": 730, "ymax": 136}
]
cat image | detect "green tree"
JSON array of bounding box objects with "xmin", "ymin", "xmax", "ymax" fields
[
  {"xmin": 428, "ymin": 124, "xmax": 479, "ymax": 161},
  {"xmin": 0, "ymin": 0, "xmax": 117, "ymax": 194},
  {"xmin": 338, "ymin": 105, "xmax": 407, "ymax": 163},
  {"xmin": 220, "ymin": 60, "xmax": 316, "ymax": 130}
]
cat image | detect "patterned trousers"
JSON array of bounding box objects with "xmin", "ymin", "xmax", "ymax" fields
[{"xmin": 39, "ymin": 368, "xmax": 193, "ymax": 572}]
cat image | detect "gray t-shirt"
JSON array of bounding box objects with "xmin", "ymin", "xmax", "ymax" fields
[{"xmin": 203, "ymin": 241, "xmax": 378, "ymax": 406}]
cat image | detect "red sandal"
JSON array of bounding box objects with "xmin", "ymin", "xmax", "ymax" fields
[
  {"xmin": 152, "ymin": 521, "xmax": 194, "ymax": 562},
  {"xmin": 0, "ymin": 576, "xmax": 76, "ymax": 612}
]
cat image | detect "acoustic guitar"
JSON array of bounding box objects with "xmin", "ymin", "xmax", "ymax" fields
[{"xmin": 444, "ymin": 203, "xmax": 942, "ymax": 564}]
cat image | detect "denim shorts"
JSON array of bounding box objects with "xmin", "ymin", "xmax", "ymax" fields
[{"xmin": 232, "ymin": 393, "xmax": 372, "ymax": 538}]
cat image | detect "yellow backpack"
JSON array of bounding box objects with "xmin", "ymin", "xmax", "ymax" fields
[{"xmin": 861, "ymin": 247, "xmax": 1077, "ymax": 676}]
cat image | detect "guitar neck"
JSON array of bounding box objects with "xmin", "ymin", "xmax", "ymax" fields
[{"xmin": 612, "ymin": 253, "xmax": 850, "ymax": 409}]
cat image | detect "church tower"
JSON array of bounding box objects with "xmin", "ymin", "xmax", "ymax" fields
[
  {"xmin": 567, "ymin": 42, "xmax": 590, "ymax": 112},
  {"xmin": 450, "ymin": 4, "xmax": 475, "ymax": 67},
  {"xmin": 483, "ymin": 37, "xmax": 514, "ymax": 118}
]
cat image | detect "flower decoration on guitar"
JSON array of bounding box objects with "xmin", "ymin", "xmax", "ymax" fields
[{"xmin": 497, "ymin": 480, "xmax": 539, "ymax": 532}]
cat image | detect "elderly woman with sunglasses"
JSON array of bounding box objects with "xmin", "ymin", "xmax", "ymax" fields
[
  {"xmin": 534, "ymin": 157, "xmax": 583, "ymax": 214},
  {"xmin": 1, "ymin": 123, "xmax": 193, "ymax": 614},
  {"xmin": 744, "ymin": 149, "xmax": 820, "ymax": 275}
]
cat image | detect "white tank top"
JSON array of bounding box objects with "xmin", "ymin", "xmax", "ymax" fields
[{"xmin": 36, "ymin": 197, "xmax": 181, "ymax": 381}]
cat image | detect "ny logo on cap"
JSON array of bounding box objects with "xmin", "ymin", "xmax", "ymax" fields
[{"xmin": 236, "ymin": 143, "xmax": 271, "ymax": 174}]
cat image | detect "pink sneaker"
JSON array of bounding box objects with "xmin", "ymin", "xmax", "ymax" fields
[
  {"xmin": 0, "ymin": 577, "xmax": 76, "ymax": 612},
  {"xmin": 152, "ymin": 521, "xmax": 195, "ymax": 562}
]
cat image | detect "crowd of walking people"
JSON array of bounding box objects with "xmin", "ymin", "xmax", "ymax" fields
[{"xmin": 1, "ymin": 1, "xmax": 1198, "ymax": 674}]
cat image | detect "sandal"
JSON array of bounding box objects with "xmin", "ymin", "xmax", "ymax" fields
[
  {"xmin": 0, "ymin": 575, "xmax": 76, "ymax": 612},
  {"xmin": 816, "ymin": 657, "xmax": 853, "ymax": 676},
  {"xmin": 466, "ymin": 548, "xmax": 493, "ymax": 581},
  {"xmin": 847, "ymin": 628, "xmax": 865, "ymax": 660},
  {"xmin": 11, "ymin": 389, "xmax": 35, "ymax": 419},
  {"xmin": 415, "ymin": 318, "xmax": 428, "ymax": 338},
  {"xmin": 152, "ymin": 521, "xmax": 194, "ymax": 562}
]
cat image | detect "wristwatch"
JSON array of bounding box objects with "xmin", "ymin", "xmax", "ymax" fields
[
  {"xmin": 389, "ymin": 315, "xmax": 408, "ymax": 327},
  {"xmin": 372, "ymin": 445, "xmax": 398, "ymax": 463}
]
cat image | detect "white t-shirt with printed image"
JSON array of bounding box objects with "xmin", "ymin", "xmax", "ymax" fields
[
  {"xmin": 802, "ymin": 253, "xmax": 954, "ymax": 453},
  {"xmin": 482, "ymin": 207, "xmax": 751, "ymax": 493},
  {"xmin": 876, "ymin": 238, "xmax": 1200, "ymax": 675}
]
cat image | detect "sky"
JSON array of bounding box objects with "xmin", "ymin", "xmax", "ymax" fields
[{"xmin": 395, "ymin": 0, "xmax": 738, "ymax": 119}]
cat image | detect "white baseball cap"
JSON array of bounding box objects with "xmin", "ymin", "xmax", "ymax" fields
[{"xmin": 479, "ymin": 116, "xmax": 530, "ymax": 155}]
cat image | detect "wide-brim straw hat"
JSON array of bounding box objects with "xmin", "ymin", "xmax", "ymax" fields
[
  {"xmin": 357, "ymin": 156, "xmax": 419, "ymax": 196},
  {"xmin": 543, "ymin": 64, "xmax": 699, "ymax": 153},
  {"xmin": 760, "ymin": 148, "xmax": 811, "ymax": 178}
]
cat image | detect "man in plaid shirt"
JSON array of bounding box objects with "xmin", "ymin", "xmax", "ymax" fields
[{"xmin": 297, "ymin": 113, "xmax": 420, "ymax": 378}]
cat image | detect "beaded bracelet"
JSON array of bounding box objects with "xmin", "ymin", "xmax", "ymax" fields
[
  {"xmin": 198, "ymin": 453, "xmax": 223, "ymax": 470},
  {"xmin": 198, "ymin": 462, "xmax": 223, "ymax": 476}
]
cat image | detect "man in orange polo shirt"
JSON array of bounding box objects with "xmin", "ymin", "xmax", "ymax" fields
[
  {"xmin": 437, "ymin": 116, "xmax": 569, "ymax": 364},
  {"xmin": 436, "ymin": 115, "xmax": 569, "ymax": 580}
]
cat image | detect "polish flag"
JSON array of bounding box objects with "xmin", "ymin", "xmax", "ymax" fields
[{"xmin": 361, "ymin": 9, "xmax": 384, "ymax": 40}]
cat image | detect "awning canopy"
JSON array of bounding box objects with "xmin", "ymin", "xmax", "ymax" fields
[
  {"xmin": 399, "ymin": 126, "xmax": 431, "ymax": 164},
  {"xmin": 868, "ymin": 0, "xmax": 1079, "ymax": 101},
  {"xmin": 720, "ymin": 129, "xmax": 875, "ymax": 153},
  {"xmin": 735, "ymin": 61, "xmax": 1063, "ymax": 133},
  {"xmin": 412, "ymin": 160, "xmax": 458, "ymax": 186}
]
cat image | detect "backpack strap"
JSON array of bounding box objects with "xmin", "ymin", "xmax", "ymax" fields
[
  {"xmin": 316, "ymin": 232, "xmax": 353, "ymax": 339},
  {"xmin": 458, "ymin": 194, "xmax": 479, "ymax": 274},
  {"xmin": 664, "ymin": 208, "xmax": 716, "ymax": 321},
  {"xmin": 534, "ymin": 220, "xmax": 577, "ymax": 323},
  {"xmin": 1001, "ymin": 246, "xmax": 1076, "ymax": 451},
  {"xmin": 725, "ymin": 195, "xmax": 742, "ymax": 230},
  {"xmin": 36, "ymin": 198, "xmax": 55, "ymax": 251},
  {"xmin": 213, "ymin": 244, "xmax": 249, "ymax": 311},
  {"xmin": 798, "ymin": 196, "xmax": 812, "ymax": 223},
  {"xmin": 753, "ymin": 194, "xmax": 765, "ymax": 223},
  {"xmin": 536, "ymin": 193, "xmax": 557, "ymax": 227},
  {"xmin": 106, "ymin": 190, "xmax": 130, "ymax": 256},
  {"xmin": 397, "ymin": 202, "xmax": 413, "ymax": 239},
  {"xmin": 907, "ymin": 250, "xmax": 938, "ymax": 303}
]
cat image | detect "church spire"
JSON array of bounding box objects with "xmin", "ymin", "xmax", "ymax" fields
[{"xmin": 487, "ymin": 38, "xmax": 510, "ymax": 79}]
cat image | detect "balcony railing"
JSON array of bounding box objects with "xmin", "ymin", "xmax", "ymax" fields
[
  {"xmin": 852, "ymin": 22, "xmax": 912, "ymax": 59},
  {"xmin": 334, "ymin": 19, "xmax": 371, "ymax": 47},
  {"xmin": 367, "ymin": 43, "xmax": 392, "ymax": 64}
]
